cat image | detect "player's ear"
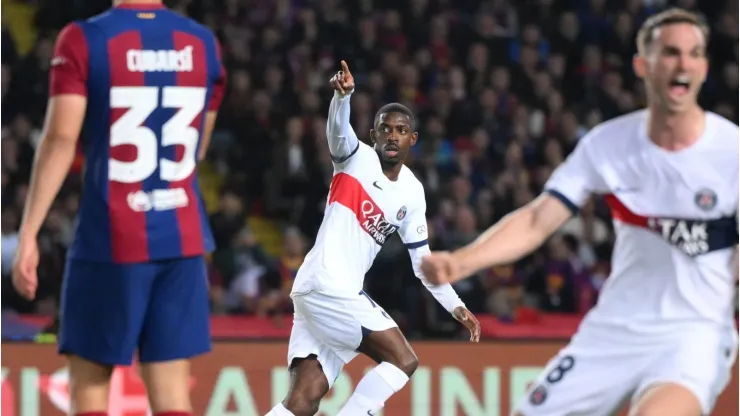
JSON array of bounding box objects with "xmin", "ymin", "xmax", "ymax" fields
[
  {"xmin": 410, "ymin": 132, "xmax": 418, "ymax": 147},
  {"xmin": 369, "ymin": 129, "xmax": 377, "ymax": 144},
  {"xmin": 633, "ymin": 54, "xmax": 647, "ymax": 79}
]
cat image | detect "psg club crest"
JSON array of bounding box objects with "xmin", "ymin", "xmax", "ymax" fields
[
  {"xmin": 694, "ymin": 188, "xmax": 717, "ymax": 211},
  {"xmin": 529, "ymin": 384, "xmax": 548, "ymax": 405},
  {"xmin": 396, "ymin": 206, "xmax": 407, "ymax": 221}
]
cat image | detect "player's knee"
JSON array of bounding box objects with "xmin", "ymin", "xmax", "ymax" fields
[
  {"xmin": 283, "ymin": 395, "xmax": 321, "ymax": 416},
  {"xmin": 394, "ymin": 352, "xmax": 419, "ymax": 377}
]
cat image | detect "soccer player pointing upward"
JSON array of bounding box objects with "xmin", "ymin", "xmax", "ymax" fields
[{"xmin": 266, "ymin": 61, "xmax": 480, "ymax": 416}]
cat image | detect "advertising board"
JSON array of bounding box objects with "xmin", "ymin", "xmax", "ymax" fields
[{"xmin": 2, "ymin": 342, "xmax": 737, "ymax": 415}]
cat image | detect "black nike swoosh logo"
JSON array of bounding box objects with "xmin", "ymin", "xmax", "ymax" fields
[{"xmin": 373, "ymin": 181, "xmax": 382, "ymax": 190}]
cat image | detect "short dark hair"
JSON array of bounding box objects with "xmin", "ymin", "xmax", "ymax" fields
[
  {"xmin": 374, "ymin": 103, "xmax": 416, "ymax": 130},
  {"xmin": 636, "ymin": 8, "xmax": 709, "ymax": 55}
]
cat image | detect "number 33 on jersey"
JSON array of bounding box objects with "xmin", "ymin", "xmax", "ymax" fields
[{"xmin": 49, "ymin": 4, "xmax": 226, "ymax": 264}]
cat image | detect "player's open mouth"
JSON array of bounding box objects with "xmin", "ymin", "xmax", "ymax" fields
[
  {"xmin": 384, "ymin": 144, "xmax": 399, "ymax": 157},
  {"xmin": 668, "ymin": 75, "xmax": 691, "ymax": 97}
]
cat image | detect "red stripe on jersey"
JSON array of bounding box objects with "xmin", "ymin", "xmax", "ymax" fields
[
  {"xmin": 172, "ymin": 31, "xmax": 206, "ymax": 256},
  {"xmin": 108, "ymin": 31, "xmax": 149, "ymax": 263},
  {"xmin": 604, "ymin": 194, "xmax": 649, "ymax": 227},
  {"xmin": 328, "ymin": 173, "xmax": 398, "ymax": 245},
  {"xmin": 49, "ymin": 23, "xmax": 88, "ymax": 97}
]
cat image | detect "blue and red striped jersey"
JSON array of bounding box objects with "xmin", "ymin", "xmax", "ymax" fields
[{"xmin": 50, "ymin": 2, "xmax": 226, "ymax": 263}]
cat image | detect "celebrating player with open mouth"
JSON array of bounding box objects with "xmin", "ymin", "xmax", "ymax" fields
[
  {"xmin": 266, "ymin": 60, "xmax": 481, "ymax": 416},
  {"xmin": 422, "ymin": 8, "xmax": 738, "ymax": 416}
]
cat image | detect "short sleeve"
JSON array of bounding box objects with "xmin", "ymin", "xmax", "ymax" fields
[
  {"xmin": 50, "ymin": 22, "xmax": 88, "ymax": 97},
  {"xmin": 208, "ymin": 38, "xmax": 226, "ymax": 111},
  {"xmin": 398, "ymin": 193, "xmax": 429, "ymax": 249},
  {"xmin": 544, "ymin": 135, "xmax": 607, "ymax": 214}
]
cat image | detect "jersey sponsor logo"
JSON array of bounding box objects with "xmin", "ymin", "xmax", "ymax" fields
[
  {"xmin": 648, "ymin": 218, "xmax": 710, "ymax": 256},
  {"xmin": 127, "ymin": 188, "xmax": 189, "ymax": 212},
  {"xmin": 360, "ymin": 199, "xmax": 398, "ymax": 245},
  {"xmin": 328, "ymin": 173, "xmax": 399, "ymax": 245},
  {"xmin": 50, "ymin": 56, "xmax": 67, "ymax": 67},
  {"xmin": 417, "ymin": 225, "xmax": 426, "ymax": 235},
  {"xmin": 606, "ymin": 194, "xmax": 736, "ymax": 257},
  {"xmin": 126, "ymin": 46, "xmax": 194, "ymax": 73}
]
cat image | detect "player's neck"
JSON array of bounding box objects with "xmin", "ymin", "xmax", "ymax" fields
[
  {"xmin": 380, "ymin": 160, "xmax": 402, "ymax": 181},
  {"xmin": 646, "ymin": 105, "xmax": 705, "ymax": 152}
]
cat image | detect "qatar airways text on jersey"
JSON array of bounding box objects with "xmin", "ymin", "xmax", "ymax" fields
[{"xmin": 49, "ymin": 4, "xmax": 226, "ymax": 264}]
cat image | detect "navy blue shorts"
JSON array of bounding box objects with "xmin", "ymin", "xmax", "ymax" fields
[{"xmin": 58, "ymin": 256, "xmax": 211, "ymax": 366}]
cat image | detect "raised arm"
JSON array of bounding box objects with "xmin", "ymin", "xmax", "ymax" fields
[{"xmin": 326, "ymin": 60, "xmax": 360, "ymax": 165}]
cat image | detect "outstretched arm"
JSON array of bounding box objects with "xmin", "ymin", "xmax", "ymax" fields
[
  {"xmin": 326, "ymin": 60, "xmax": 360, "ymax": 165},
  {"xmin": 451, "ymin": 194, "xmax": 573, "ymax": 278},
  {"xmin": 423, "ymin": 131, "xmax": 607, "ymax": 285}
]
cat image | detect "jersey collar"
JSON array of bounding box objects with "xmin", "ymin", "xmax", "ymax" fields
[{"xmin": 115, "ymin": 2, "xmax": 165, "ymax": 9}]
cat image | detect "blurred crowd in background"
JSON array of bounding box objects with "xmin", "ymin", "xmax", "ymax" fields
[{"xmin": 1, "ymin": 0, "xmax": 737, "ymax": 339}]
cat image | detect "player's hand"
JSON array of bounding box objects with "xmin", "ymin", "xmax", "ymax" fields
[
  {"xmin": 330, "ymin": 60, "xmax": 355, "ymax": 95},
  {"xmin": 12, "ymin": 237, "xmax": 40, "ymax": 300},
  {"xmin": 453, "ymin": 307, "xmax": 481, "ymax": 343},
  {"xmin": 421, "ymin": 251, "xmax": 459, "ymax": 285}
]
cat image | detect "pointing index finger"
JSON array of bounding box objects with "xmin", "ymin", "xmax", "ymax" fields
[{"xmin": 340, "ymin": 60, "xmax": 350, "ymax": 74}]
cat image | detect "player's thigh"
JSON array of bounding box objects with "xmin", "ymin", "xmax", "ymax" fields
[
  {"xmin": 632, "ymin": 329, "xmax": 738, "ymax": 416},
  {"xmin": 629, "ymin": 383, "xmax": 702, "ymax": 416},
  {"xmin": 288, "ymin": 308, "xmax": 347, "ymax": 388},
  {"xmin": 138, "ymin": 256, "xmax": 211, "ymax": 363},
  {"xmin": 65, "ymin": 354, "xmax": 115, "ymax": 412},
  {"xmin": 58, "ymin": 259, "xmax": 156, "ymax": 366},
  {"xmin": 293, "ymin": 290, "xmax": 398, "ymax": 358},
  {"xmin": 514, "ymin": 347, "xmax": 640, "ymax": 416}
]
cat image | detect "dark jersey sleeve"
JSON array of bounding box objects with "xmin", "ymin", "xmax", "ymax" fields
[
  {"xmin": 208, "ymin": 38, "xmax": 226, "ymax": 111},
  {"xmin": 49, "ymin": 22, "xmax": 89, "ymax": 97}
]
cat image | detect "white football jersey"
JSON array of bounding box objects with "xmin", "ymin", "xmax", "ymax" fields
[
  {"xmin": 292, "ymin": 91, "xmax": 464, "ymax": 313},
  {"xmin": 546, "ymin": 110, "xmax": 739, "ymax": 331}
]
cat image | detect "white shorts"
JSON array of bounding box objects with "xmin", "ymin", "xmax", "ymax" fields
[
  {"xmin": 514, "ymin": 323, "xmax": 738, "ymax": 416},
  {"xmin": 287, "ymin": 290, "xmax": 398, "ymax": 387}
]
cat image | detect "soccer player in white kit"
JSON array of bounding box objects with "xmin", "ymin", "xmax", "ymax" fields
[
  {"xmin": 266, "ymin": 60, "xmax": 481, "ymax": 416},
  {"xmin": 421, "ymin": 9, "xmax": 738, "ymax": 416}
]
